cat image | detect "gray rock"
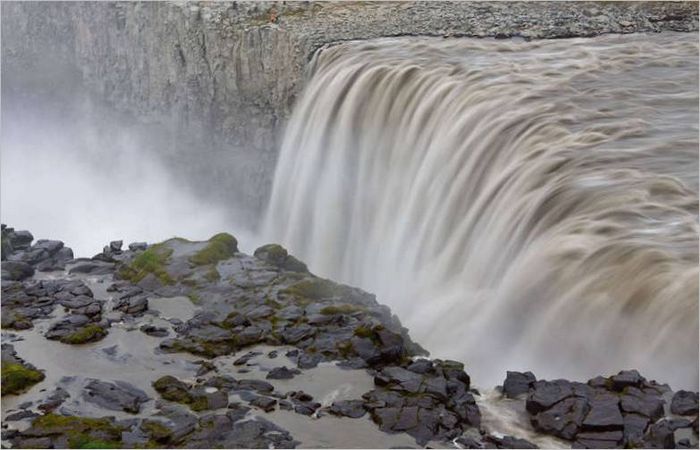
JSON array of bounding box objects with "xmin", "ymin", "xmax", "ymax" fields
[
  {"xmin": 84, "ymin": 379, "xmax": 149, "ymax": 413},
  {"xmin": 622, "ymin": 413, "xmax": 650, "ymax": 447},
  {"xmin": 1, "ymin": 261, "xmax": 35, "ymax": 280},
  {"xmin": 110, "ymin": 240, "xmax": 123, "ymax": 253},
  {"xmin": 330, "ymin": 400, "xmax": 366, "ymax": 418},
  {"xmin": 69, "ymin": 261, "xmax": 115, "ymax": 275},
  {"xmin": 9, "ymin": 230, "xmax": 34, "ymax": 249},
  {"xmin": 503, "ymin": 371, "xmax": 536, "ymax": 398},
  {"xmin": 609, "ymin": 370, "xmax": 643, "ymax": 391},
  {"xmin": 249, "ymin": 396, "xmax": 276, "ymax": 412},
  {"xmin": 573, "ymin": 430, "xmax": 623, "ymax": 449},
  {"xmin": 531, "ymin": 396, "xmax": 589, "ymax": 440},
  {"xmin": 671, "ymin": 390, "xmax": 699, "ymax": 416},
  {"xmin": 620, "ymin": 387, "xmax": 665, "ymax": 421},
  {"xmin": 128, "ymin": 242, "xmax": 148, "ymax": 251},
  {"xmin": 526, "ymin": 380, "xmax": 575, "ymax": 414},
  {"xmin": 582, "ymin": 393, "xmax": 624, "ymax": 431},
  {"xmin": 266, "ymin": 366, "xmax": 301, "ymax": 380}
]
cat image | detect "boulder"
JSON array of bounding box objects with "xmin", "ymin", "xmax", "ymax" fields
[
  {"xmin": 582, "ymin": 393, "xmax": 624, "ymax": 431},
  {"xmin": 619, "ymin": 387, "xmax": 665, "ymax": 421},
  {"xmin": 1, "ymin": 261, "xmax": 35, "ymax": 281},
  {"xmin": 531, "ymin": 396, "xmax": 589, "ymax": 440},
  {"xmin": 329, "ymin": 400, "xmax": 366, "ymax": 418},
  {"xmin": 266, "ymin": 366, "xmax": 301, "ymax": 380},
  {"xmin": 609, "ymin": 370, "xmax": 643, "ymax": 391},
  {"xmin": 83, "ymin": 379, "xmax": 149, "ymax": 414},
  {"xmin": 128, "ymin": 242, "xmax": 148, "ymax": 252},
  {"xmin": 671, "ymin": 390, "xmax": 699, "ymax": 416},
  {"xmin": 503, "ymin": 371, "xmax": 536, "ymax": 398}
]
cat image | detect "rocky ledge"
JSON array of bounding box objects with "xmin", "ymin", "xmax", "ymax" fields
[{"xmin": 1, "ymin": 225, "xmax": 698, "ymax": 448}]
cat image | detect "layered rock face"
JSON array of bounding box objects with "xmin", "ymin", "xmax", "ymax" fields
[{"xmin": 2, "ymin": 1, "xmax": 697, "ymax": 223}]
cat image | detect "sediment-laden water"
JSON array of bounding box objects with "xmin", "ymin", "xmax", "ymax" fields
[{"xmin": 263, "ymin": 33, "xmax": 699, "ymax": 390}]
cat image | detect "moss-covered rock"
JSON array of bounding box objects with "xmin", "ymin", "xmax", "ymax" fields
[
  {"xmin": 153, "ymin": 375, "xmax": 192, "ymax": 404},
  {"xmin": 320, "ymin": 304, "xmax": 364, "ymax": 315},
  {"xmin": 140, "ymin": 420, "xmax": 172, "ymax": 443},
  {"xmin": 280, "ymin": 278, "xmax": 341, "ymax": 301},
  {"xmin": 189, "ymin": 233, "xmax": 238, "ymax": 266},
  {"xmin": 117, "ymin": 243, "xmax": 174, "ymax": 285},
  {"xmin": 28, "ymin": 414, "xmax": 124, "ymax": 448},
  {"xmin": 59, "ymin": 324, "xmax": 107, "ymax": 345},
  {"xmin": 1, "ymin": 361, "xmax": 45, "ymax": 395}
]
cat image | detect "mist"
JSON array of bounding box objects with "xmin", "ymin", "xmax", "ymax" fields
[{"xmin": 1, "ymin": 79, "xmax": 255, "ymax": 257}]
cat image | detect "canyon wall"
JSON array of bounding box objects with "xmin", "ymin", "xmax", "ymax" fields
[{"xmin": 2, "ymin": 1, "xmax": 698, "ymax": 223}]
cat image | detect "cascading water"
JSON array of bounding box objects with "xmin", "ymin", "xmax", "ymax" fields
[{"xmin": 263, "ymin": 33, "xmax": 699, "ymax": 390}]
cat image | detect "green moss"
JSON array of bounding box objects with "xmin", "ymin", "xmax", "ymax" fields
[
  {"xmin": 140, "ymin": 420, "xmax": 172, "ymax": 443},
  {"xmin": 117, "ymin": 243, "xmax": 174, "ymax": 285},
  {"xmin": 280, "ymin": 278, "xmax": 340, "ymax": 301},
  {"xmin": 60, "ymin": 325, "xmax": 106, "ymax": 345},
  {"xmin": 187, "ymin": 292, "xmax": 202, "ymax": 305},
  {"xmin": 189, "ymin": 233, "xmax": 238, "ymax": 266},
  {"xmin": 189, "ymin": 395, "xmax": 209, "ymax": 412},
  {"xmin": 320, "ymin": 304, "xmax": 363, "ymax": 315},
  {"xmin": 1, "ymin": 362, "xmax": 45, "ymax": 395},
  {"xmin": 265, "ymin": 298, "xmax": 282, "ymax": 309},
  {"xmin": 253, "ymin": 243, "xmax": 288, "ymax": 265},
  {"xmin": 31, "ymin": 414, "xmax": 123, "ymax": 448},
  {"xmin": 203, "ymin": 266, "xmax": 221, "ymax": 282},
  {"xmin": 181, "ymin": 278, "xmax": 198, "ymax": 287},
  {"xmin": 354, "ymin": 325, "xmax": 381, "ymax": 345}
]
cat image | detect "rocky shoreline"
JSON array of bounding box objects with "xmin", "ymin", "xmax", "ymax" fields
[{"xmin": 1, "ymin": 225, "xmax": 698, "ymax": 448}]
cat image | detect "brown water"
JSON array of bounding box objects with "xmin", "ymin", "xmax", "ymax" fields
[{"xmin": 263, "ymin": 33, "xmax": 699, "ymax": 390}]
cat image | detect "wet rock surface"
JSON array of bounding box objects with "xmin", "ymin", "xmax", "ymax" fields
[
  {"xmin": 501, "ymin": 370, "xmax": 700, "ymax": 449},
  {"xmin": 2, "ymin": 225, "xmax": 698, "ymax": 448}
]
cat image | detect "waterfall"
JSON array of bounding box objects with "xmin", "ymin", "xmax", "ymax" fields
[{"xmin": 263, "ymin": 33, "xmax": 699, "ymax": 389}]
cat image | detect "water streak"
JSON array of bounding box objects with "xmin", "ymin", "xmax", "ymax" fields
[{"xmin": 263, "ymin": 33, "xmax": 699, "ymax": 389}]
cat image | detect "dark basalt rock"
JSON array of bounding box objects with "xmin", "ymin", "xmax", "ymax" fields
[
  {"xmin": 609, "ymin": 370, "xmax": 643, "ymax": 391},
  {"xmin": 526, "ymin": 380, "xmax": 576, "ymax": 414},
  {"xmin": 329, "ymin": 399, "xmax": 366, "ymax": 418},
  {"xmin": 573, "ymin": 430, "xmax": 623, "ymax": 448},
  {"xmin": 38, "ymin": 388, "xmax": 70, "ymax": 413},
  {"xmin": 619, "ymin": 387, "xmax": 664, "ymax": 421},
  {"xmin": 249, "ymin": 396, "xmax": 277, "ymax": 412},
  {"xmin": 140, "ymin": 325, "xmax": 169, "ymax": 337},
  {"xmin": 484, "ymin": 434, "xmax": 539, "ymax": 449},
  {"xmin": 84, "ymin": 379, "xmax": 149, "ymax": 414},
  {"xmin": 69, "ymin": 260, "xmax": 115, "ymax": 275},
  {"xmin": 671, "ymin": 390, "xmax": 699, "ymax": 416},
  {"xmin": 266, "ymin": 366, "xmax": 301, "ymax": 380},
  {"xmin": 502, "ymin": 371, "xmax": 536, "ymax": 398},
  {"xmin": 1, "ymin": 261, "xmax": 35, "ymax": 281},
  {"xmin": 531, "ymin": 396, "xmax": 589, "ymax": 439},
  {"xmin": 582, "ymin": 393, "xmax": 624, "ymax": 431}
]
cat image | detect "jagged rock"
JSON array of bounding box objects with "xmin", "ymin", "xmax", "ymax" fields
[
  {"xmin": 249, "ymin": 396, "xmax": 277, "ymax": 412},
  {"xmin": 233, "ymin": 351, "xmax": 261, "ymax": 366},
  {"xmin": 69, "ymin": 260, "xmax": 115, "ymax": 275},
  {"xmin": 671, "ymin": 390, "xmax": 699, "ymax": 416},
  {"xmin": 329, "ymin": 400, "xmax": 366, "ymax": 418},
  {"xmin": 582, "ymin": 392, "xmax": 624, "ymax": 431},
  {"xmin": 503, "ymin": 371, "xmax": 536, "ymax": 398},
  {"xmin": 110, "ymin": 240, "xmax": 123, "ymax": 253},
  {"xmin": 642, "ymin": 420, "xmax": 675, "ymax": 448},
  {"xmin": 266, "ymin": 366, "xmax": 301, "ymax": 380},
  {"xmin": 140, "ymin": 325, "xmax": 169, "ymax": 337},
  {"xmin": 1, "ymin": 261, "xmax": 35, "ymax": 280},
  {"xmin": 531, "ymin": 396, "xmax": 589, "ymax": 440},
  {"xmin": 38, "ymin": 388, "xmax": 70, "ymax": 413},
  {"xmin": 84, "ymin": 379, "xmax": 149, "ymax": 414},
  {"xmin": 485, "ymin": 434, "xmax": 539, "ymax": 449},
  {"xmin": 609, "ymin": 370, "xmax": 643, "ymax": 391},
  {"xmin": 622, "ymin": 413, "xmax": 650, "ymax": 447},
  {"xmin": 526, "ymin": 380, "xmax": 576, "ymax": 414},
  {"xmin": 128, "ymin": 242, "xmax": 148, "ymax": 251},
  {"xmin": 619, "ymin": 387, "xmax": 665, "ymax": 421},
  {"xmin": 9, "ymin": 230, "xmax": 34, "ymax": 250},
  {"xmin": 573, "ymin": 430, "xmax": 623, "ymax": 448}
]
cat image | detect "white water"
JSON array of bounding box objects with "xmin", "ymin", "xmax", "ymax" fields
[{"xmin": 263, "ymin": 33, "xmax": 699, "ymax": 390}]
